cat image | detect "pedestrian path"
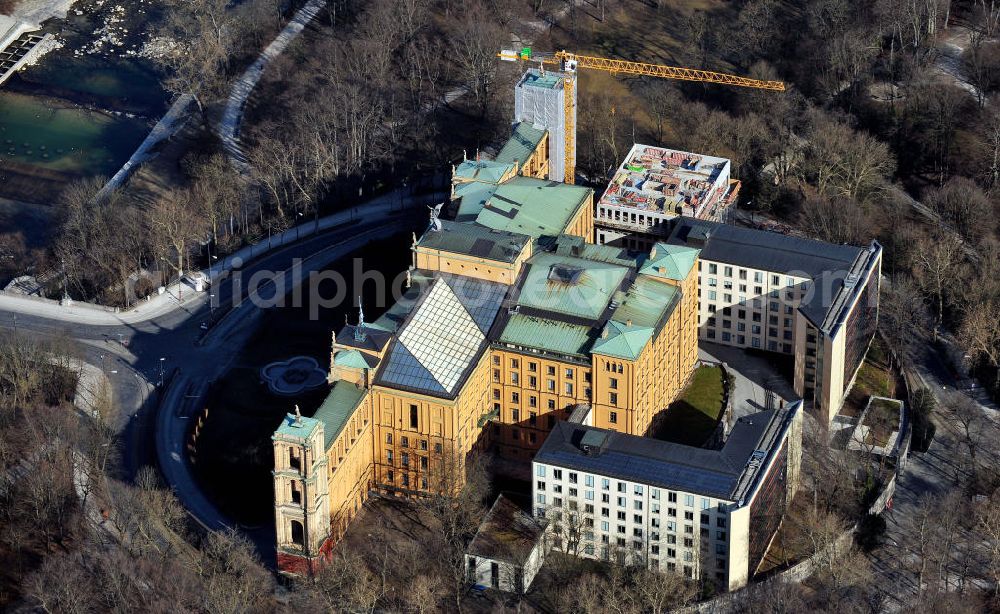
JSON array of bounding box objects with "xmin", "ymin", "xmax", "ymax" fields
[
  {"xmin": 0, "ymin": 189, "xmax": 441, "ymax": 326},
  {"xmin": 218, "ymin": 0, "xmax": 325, "ymax": 173}
]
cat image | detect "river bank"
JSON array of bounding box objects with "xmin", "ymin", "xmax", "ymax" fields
[{"xmin": 0, "ymin": 0, "xmax": 167, "ymax": 205}]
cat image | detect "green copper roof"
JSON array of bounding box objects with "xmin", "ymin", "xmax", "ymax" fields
[
  {"xmin": 417, "ymin": 220, "xmax": 529, "ymax": 264},
  {"xmin": 517, "ymin": 251, "xmax": 629, "ymax": 321},
  {"xmin": 455, "ymin": 181, "xmax": 499, "ymax": 221},
  {"xmin": 454, "ymin": 159, "xmax": 514, "ymax": 184},
  {"xmin": 498, "ymin": 313, "xmax": 594, "ymax": 358},
  {"xmin": 274, "ymin": 413, "xmax": 321, "ymax": 440},
  {"xmin": 594, "ymin": 278, "xmax": 681, "ymax": 360},
  {"xmin": 639, "ymin": 243, "xmax": 700, "ymax": 281},
  {"xmin": 495, "ymin": 123, "xmax": 547, "ymax": 167},
  {"xmin": 592, "ymin": 320, "xmax": 654, "ymax": 361},
  {"xmin": 312, "ymin": 381, "xmax": 366, "ymax": 450},
  {"xmin": 333, "ymin": 349, "xmax": 371, "ymax": 370},
  {"xmin": 475, "ymin": 176, "xmax": 591, "ymax": 238},
  {"xmin": 612, "ymin": 276, "xmax": 680, "ymax": 329}
]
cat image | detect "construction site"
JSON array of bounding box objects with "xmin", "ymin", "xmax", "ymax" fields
[{"xmin": 595, "ymin": 144, "xmax": 737, "ymax": 249}]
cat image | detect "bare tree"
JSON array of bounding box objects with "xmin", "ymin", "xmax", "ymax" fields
[
  {"xmin": 156, "ymin": 0, "xmax": 238, "ymax": 115},
  {"xmin": 448, "ymin": 3, "xmax": 505, "ymax": 119},
  {"xmin": 197, "ymin": 529, "xmax": 275, "ymax": 614},
  {"xmin": 959, "ymin": 300, "xmax": 1000, "ymax": 393},
  {"xmin": 146, "ymin": 188, "xmax": 205, "ymax": 282},
  {"xmin": 924, "ymin": 177, "xmax": 994, "ymax": 243},
  {"xmin": 912, "ymin": 232, "xmax": 964, "ymax": 339},
  {"xmin": 942, "ymin": 392, "xmax": 989, "ymax": 480},
  {"xmin": 419, "ymin": 449, "xmax": 489, "ymax": 613},
  {"xmin": 801, "ymin": 115, "xmax": 895, "ymax": 204}
]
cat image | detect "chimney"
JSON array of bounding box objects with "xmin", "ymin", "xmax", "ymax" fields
[
  {"xmin": 601, "ymin": 328, "xmax": 609, "ymax": 339},
  {"xmin": 626, "ymin": 319, "xmax": 632, "ymax": 327},
  {"xmin": 650, "ymin": 246, "xmax": 657, "ymax": 259},
  {"xmin": 294, "ymin": 404, "xmax": 302, "ymax": 425}
]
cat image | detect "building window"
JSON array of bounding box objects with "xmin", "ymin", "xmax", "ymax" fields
[
  {"xmin": 385, "ymin": 433, "xmax": 392, "ymax": 444},
  {"xmin": 536, "ymin": 465, "xmax": 546, "ymax": 477},
  {"xmin": 510, "ymin": 358, "xmax": 519, "ymax": 368},
  {"xmin": 547, "ymin": 399, "xmax": 556, "ymax": 410},
  {"xmin": 609, "ymin": 377, "xmax": 618, "ymax": 390},
  {"xmin": 409, "ymin": 404, "xmax": 418, "ymax": 429},
  {"xmin": 609, "ymin": 392, "xmax": 618, "ymax": 405},
  {"xmin": 609, "ymin": 411, "xmax": 618, "ymax": 424}
]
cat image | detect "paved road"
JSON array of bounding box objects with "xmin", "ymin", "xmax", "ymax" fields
[
  {"xmin": 865, "ymin": 338, "xmax": 997, "ymax": 608},
  {"xmin": 2, "ymin": 209, "xmax": 422, "ymax": 562}
]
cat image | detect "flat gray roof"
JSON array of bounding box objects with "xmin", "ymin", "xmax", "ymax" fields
[
  {"xmin": 667, "ymin": 218, "xmax": 881, "ymax": 334},
  {"xmin": 535, "ymin": 403, "xmax": 800, "ymax": 501}
]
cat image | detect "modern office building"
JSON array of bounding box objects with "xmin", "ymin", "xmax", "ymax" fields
[
  {"xmin": 665, "ymin": 219, "xmax": 882, "ymax": 422},
  {"xmin": 595, "ymin": 144, "xmax": 739, "ymax": 250},
  {"xmin": 531, "ymin": 401, "xmax": 803, "ymax": 591}
]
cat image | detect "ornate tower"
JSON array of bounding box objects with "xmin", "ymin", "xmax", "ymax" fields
[{"xmin": 273, "ymin": 406, "xmax": 332, "ymax": 575}]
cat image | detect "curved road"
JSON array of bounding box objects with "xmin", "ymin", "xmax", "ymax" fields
[{"xmin": 1, "ymin": 209, "xmax": 423, "ymax": 562}]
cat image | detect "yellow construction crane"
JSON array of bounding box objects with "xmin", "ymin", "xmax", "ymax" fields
[{"xmin": 499, "ymin": 49, "xmax": 785, "ymax": 184}]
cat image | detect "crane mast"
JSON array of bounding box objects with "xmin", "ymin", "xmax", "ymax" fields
[{"xmin": 499, "ymin": 48, "xmax": 785, "ymax": 184}]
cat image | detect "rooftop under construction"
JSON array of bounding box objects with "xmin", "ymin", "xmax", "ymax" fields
[{"xmin": 598, "ymin": 144, "xmax": 734, "ymax": 220}]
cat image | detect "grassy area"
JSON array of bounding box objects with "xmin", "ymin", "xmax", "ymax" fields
[
  {"xmin": 843, "ymin": 360, "xmax": 895, "ymax": 417},
  {"xmin": 651, "ymin": 365, "xmax": 725, "ymax": 447}
]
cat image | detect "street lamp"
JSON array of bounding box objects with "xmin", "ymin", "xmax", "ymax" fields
[
  {"xmin": 159, "ymin": 357, "xmax": 166, "ymax": 388},
  {"xmin": 209, "ymin": 293, "xmax": 216, "ymax": 316},
  {"xmin": 205, "ymin": 240, "xmax": 217, "ymax": 287}
]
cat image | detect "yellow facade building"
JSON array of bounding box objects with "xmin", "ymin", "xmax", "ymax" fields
[
  {"xmin": 273, "ymin": 114, "xmax": 698, "ymax": 574},
  {"xmin": 272, "ymin": 141, "xmax": 699, "ymax": 574}
]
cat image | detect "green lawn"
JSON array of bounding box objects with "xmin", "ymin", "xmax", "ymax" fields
[{"xmin": 652, "ymin": 365, "xmax": 725, "ymax": 447}]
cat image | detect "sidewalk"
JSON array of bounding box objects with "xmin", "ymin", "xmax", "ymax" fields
[{"xmin": 0, "ymin": 189, "xmax": 442, "ymax": 326}]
